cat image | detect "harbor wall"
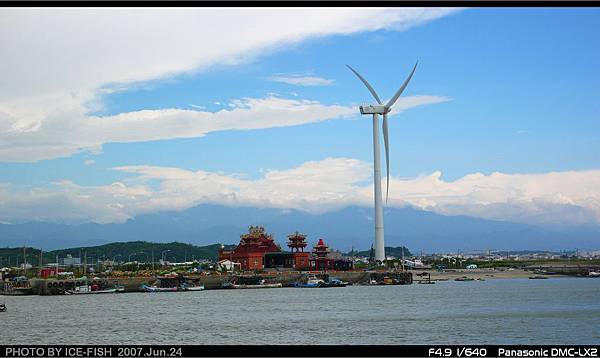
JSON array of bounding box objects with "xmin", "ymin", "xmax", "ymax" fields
[{"xmin": 24, "ymin": 270, "xmax": 410, "ymax": 295}]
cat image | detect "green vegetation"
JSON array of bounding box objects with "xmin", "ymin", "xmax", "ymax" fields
[
  {"xmin": 0, "ymin": 241, "xmax": 237, "ymax": 268},
  {"xmin": 347, "ymin": 246, "xmax": 412, "ymax": 258}
]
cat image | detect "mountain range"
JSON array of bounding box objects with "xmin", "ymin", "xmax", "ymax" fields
[{"xmin": 1, "ymin": 204, "xmax": 599, "ymax": 252}]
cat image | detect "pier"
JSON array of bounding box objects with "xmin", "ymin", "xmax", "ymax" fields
[{"xmin": 14, "ymin": 270, "xmax": 412, "ymax": 295}]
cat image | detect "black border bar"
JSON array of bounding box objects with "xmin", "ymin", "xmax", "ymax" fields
[{"xmin": 1, "ymin": 345, "xmax": 600, "ymax": 358}]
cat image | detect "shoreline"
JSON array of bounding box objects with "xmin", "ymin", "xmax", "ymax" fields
[{"xmin": 413, "ymin": 268, "xmax": 567, "ymax": 281}]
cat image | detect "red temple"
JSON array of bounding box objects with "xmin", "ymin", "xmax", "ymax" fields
[
  {"xmin": 219, "ymin": 226, "xmax": 281, "ymax": 270},
  {"xmin": 285, "ymin": 232, "xmax": 310, "ymax": 269},
  {"xmin": 219, "ymin": 226, "xmax": 352, "ymax": 271},
  {"xmin": 310, "ymin": 238, "xmax": 335, "ymax": 271}
]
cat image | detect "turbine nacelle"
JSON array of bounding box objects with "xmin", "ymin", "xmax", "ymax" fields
[
  {"xmin": 347, "ymin": 61, "xmax": 418, "ymax": 204},
  {"xmin": 359, "ymin": 104, "xmax": 387, "ymax": 115}
]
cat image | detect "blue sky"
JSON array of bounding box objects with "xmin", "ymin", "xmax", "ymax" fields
[{"xmin": 1, "ymin": 8, "xmax": 599, "ymax": 225}]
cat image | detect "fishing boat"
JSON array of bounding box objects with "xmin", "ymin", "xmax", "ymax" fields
[
  {"xmin": 293, "ymin": 274, "xmax": 324, "ymax": 288},
  {"xmin": 223, "ymin": 276, "xmax": 282, "ymax": 289},
  {"xmin": 533, "ymin": 269, "xmax": 558, "ymax": 275},
  {"xmin": 141, "ymin": 284, "xmax": 178, "ymax": 292},
  {"xmin": 454, "ymin": 276, "xmax": 475, "ymax": 282},
  {"xmin": 65, "ymin": 285, "xmax": 118, "ymax": 295},
  {"xmin": 181, "ymin": 283, "xmax": 205, "ymax": 291},
  {"xmin": 318, "ymin": 276, "xmax": 349, "ymax": 288},
  {"xmin": 383, "ymin": 277, "xmax": 403, "ymax": 285},
  {"xmin": 229, "ymin": 282, "xmax": 282, "ymax": 289},
  {"xmin": 357, "ymin": 277, "xmax": 378, "ymax": 286}
]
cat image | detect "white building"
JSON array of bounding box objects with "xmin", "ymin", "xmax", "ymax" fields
[
  {"xmin": 215, "ymin": 259, "xmax": 241, "ymax": 272},
  {"xmin": 62, "ymin": 254, "xmax": 81, "ymax": 266}
]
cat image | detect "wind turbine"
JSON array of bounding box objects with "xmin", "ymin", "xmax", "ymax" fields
[{"xmin": 347, "ymin": 62, "xmax": 418, "ymax": 263}]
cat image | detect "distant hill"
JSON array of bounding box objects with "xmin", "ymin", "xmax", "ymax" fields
[
  {"xmin": 348, "ymin": 246, "xmax": 412, "ymax": 258},
  {"xmin": 1, "ymin": 204, "xmax": 599, "ymax": 252},
  {"xmin": 0, "ymin": 241, "xmax": 236, "ymax": 267}
]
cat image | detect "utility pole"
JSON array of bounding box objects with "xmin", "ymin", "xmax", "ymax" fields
[
  {"xmin": 151, "ymin": 249, "xmax": 155, "ymax": 277},
  {"xmin": 39, "ymin": 248, "xmax": 43, "ymax": 277},
  {"xmin": 23, "ymin": 247, "xmax": 27, "ymax": 275},
  {"xmin": 401, "ymin": 245, "xmax": 405, "ymax": 271}
]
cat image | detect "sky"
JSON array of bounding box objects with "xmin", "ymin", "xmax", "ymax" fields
[{"xmin": 0, "ymin": 8, "xmax": 599, "ymax": 226}]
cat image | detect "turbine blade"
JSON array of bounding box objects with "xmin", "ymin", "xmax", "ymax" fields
[
  {"xmin": 346, "ymin": 64, "xmax": 382, "ymax": 104},
  {"xmin": 383, "ymin": 112, "xmax": 390, "ymax": 204},
  {"xmin": 385, "ymin": 61, "xmax": 418, "ymax": 109}
]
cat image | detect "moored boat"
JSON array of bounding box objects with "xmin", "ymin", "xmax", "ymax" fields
[
  {"xmin": 319, "ymin": 277, "xmax": 349, "ymax": 288},
  {"xmin": 588, "ymin": 271, "xmax": 600, "ymax": 278},
  {"xmin": 292, "ymin": 274, "xmax": 324, "ymax": 288},
  {"xmin": 455, "ymin": 276, "xmax": 475, "ymax": 282},
  {"xmin": 229, "ymin": 282, "xmax": 282, "ymax": 289},
  {"xmin": 181, "ymin": 284, "xmax": 205, "ymax": 291},
  {"xmin": 223, "ymin": 276, "xmax": 282, "ymax": 289},
  {"xmin": 141, "ymin": 284, "xmax": 178, "ymax": 292},
  {"xmin": 66, "ymin": 285, "xmax": 118, "ymax": 294}
]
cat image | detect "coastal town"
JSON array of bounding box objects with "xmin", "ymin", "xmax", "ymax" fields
[{"xmin": 1, "ymin": 225, "xmax": 599, "ymax": 296}]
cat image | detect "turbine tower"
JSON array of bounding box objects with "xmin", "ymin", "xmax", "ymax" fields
[{"xmin": 347, "ymin": 62, "xmax": 418, "ymax": 263}]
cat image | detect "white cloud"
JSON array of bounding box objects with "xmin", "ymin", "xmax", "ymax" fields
[
  {"xmin": 0, "ymin": 94, "xmax": 447, "ymax": 162},
  {"xmin": 0, "ymin": 8, "xmax": 461, "ymax": 162},
  {"xmin": 188, "ymin": 104, "xmax": 206, "ymax": 110},
  {"xmin": 1, "ymin": 159, "xmax": 599, "ymax": 226},
  {"xmin": 268, "ymin": 74, "xmax": 335, "ymax": 86},
  {"xmin": 387, "ymin": 95, "xmax": 452, "ymax": 114},
  {"xmin": 84, "ymin": 159, "xmax": 96, "ymax": 166}
]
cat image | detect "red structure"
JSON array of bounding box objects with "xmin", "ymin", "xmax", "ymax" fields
[
  {"xmin": 219, "ymin": 226, "xmax": 281, "ymax": 270},
  {"xmin": 286, "ymin": 232, "xmax": 310, "ymax": 269},
  {"xmin": 310, "ymin": 238, "xmax": 335, "ymax": 271},
  {"xmin": 219, "ymin": 227, "xmax": 353, "ymax": 272},
  {"xmin": 40, "ymin": 267, "xmax": 64, "ymax": 278}
]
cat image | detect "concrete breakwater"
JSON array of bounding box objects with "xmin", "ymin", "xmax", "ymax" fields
[{"xmin": 26, "ymin": 271, "xmax": 411, "ymax": 295}]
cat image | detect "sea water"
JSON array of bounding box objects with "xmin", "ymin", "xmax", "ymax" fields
[{"xmin": 2, "ymin": 277, "xmax": 599, "ymax": 344}]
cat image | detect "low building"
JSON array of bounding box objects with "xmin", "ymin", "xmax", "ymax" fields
[
  {"xmin": 61, "ymin": 254, "xmax": 81, "ymax": 267},
  {"xmin": 264, "ymin": 232, "xmax": 310, "ymax": 270}
]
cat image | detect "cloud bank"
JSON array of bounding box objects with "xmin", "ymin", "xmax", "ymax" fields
[
  {"xmin": 0, "ymin": 94, "xmax": 448, "ymax": 162},
  {"xmin": 1, "ymin": 159, "xmax": 599, "ymax": 226},
  {"xmin": 0, "ymin": 8, "xmax": 460, "ymax": 162}
]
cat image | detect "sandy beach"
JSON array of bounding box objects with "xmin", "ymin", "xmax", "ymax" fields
[{"xmin": 412, "ymin": 268, "xmax": 564, "ymax": 282}]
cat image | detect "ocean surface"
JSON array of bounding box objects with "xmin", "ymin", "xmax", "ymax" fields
[{"xmin": 2, "ymin": 277, "xmax": 599, "ymax": 345}]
